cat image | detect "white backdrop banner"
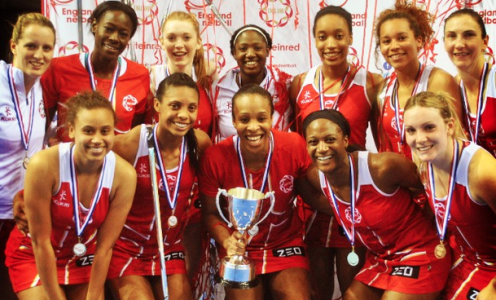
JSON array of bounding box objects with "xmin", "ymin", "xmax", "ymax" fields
[{"xmin": 42, "ymin": 0, "xmax": 496, "ymax": 78}]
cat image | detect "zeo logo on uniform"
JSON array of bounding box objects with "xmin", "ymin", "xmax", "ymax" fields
[{"xmin": 390, "ymin": 265, "xmax": 420, "ymax": 279}]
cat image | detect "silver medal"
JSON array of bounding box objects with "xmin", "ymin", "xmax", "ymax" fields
[
  {"xmin": 73, "ymin": 242, "xmax": 87, "ymax": 257},
  {"xmin": 347, "ymin": 251, "xmax": 359, "ymax": 266},
  {"xmin": 248, "ymin": 225, "xmax": 259, "ymax": 237},
  {"xmin": 168, "ymin": 215, "xmax": 178, "ymax": 228}
]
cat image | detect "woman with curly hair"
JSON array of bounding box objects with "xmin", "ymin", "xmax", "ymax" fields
[{"xmin": 374, "ymin": 0, "xmax": 463, "ymax": 160}]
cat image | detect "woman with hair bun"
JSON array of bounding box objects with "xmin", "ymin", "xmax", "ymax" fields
[{"xmin": 374, "ymin": 0, "xmax": 463, "ymax": 160}]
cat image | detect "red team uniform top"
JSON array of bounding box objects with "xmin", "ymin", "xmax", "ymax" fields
[
  {"xmin": 464, "ymin": 64, "xmax": 496, "ymax": 158},
  {"xmin": 109, "ymin": 125, "xmax": 196, "ymax": 277},
  {"xmin": 41, "ymin": 53, "xmax": 150, "ymax": 141},
  {"xmin": 379, "ymin": 66, "xmax": 433, "ymax": 159},
  {"xmin": 199, "ymin": 130, "xmax": 308, "ymax": 250},
  {"xmin": 295, "ymin": 65, "xmax": 371, "ymax": 147},
  {"xmin": 423, "ymin": 142, "xmax": 496, "ymax": 268},
  {"xmin": 5, "ymin": 143, "xmax": 116, "ymax": 290},
  {"xmin": 319, "ymin": 152, "xmax": 450, "ymax": 294}
]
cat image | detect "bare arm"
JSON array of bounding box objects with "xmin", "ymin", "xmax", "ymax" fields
[
  {"xmin": 370, "ymin": 152, "xmax": 424, "ymax": 194},
  {"xmin": 113, "ymin": 125, "xmax": 142, "ymax": 164},
  {"xmin": 296, "ymin": 165, "xmax": 334, "ymax": 216},
  {"xmin": 476, "ymin": 276, "xmax": 496, "ymax": 300},
  {"xmin": 470, "ymin": 149, "xmax": 496, "ymax": 214},
  {"xmin": 367, "ymin": 72, "xmax": 385, "ymax": 149},
  {"xmin": 25, "ymin": 147, "xmax": 66, "ymax": 300},
  {"xmin": 86, "ymin": 156, "xmax": 137, "ymax": 300},
  {"xmin": 428, "ymin": 67, "xmax": 464, "ymax": 124}
]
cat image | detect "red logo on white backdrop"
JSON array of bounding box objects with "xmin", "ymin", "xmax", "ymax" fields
[
  {"xmin": 204, "ymin": 43, "xmax": 226, "ymax": 73},
  {"xmin": 184, "ymin": 0, "xmax": 207, "ymax": 11},
  {"xmin": 58, "ymin": 42, "xmax": 89, "ymax": 57},
  {"xmin": 319, "ymin": 0, "xmax": 348, "ymax": 8},
  {"xmin": 258, "ymin": 0, "xmax": 293, "ymax": 28},
  {"xmin": 132, "ymin": 1, "xmax": 159, "ymax": 26}
]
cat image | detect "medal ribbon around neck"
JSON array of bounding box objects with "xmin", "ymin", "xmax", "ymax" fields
[
  {"xmin": 7, "ymin": 65, "xmax": 36, "ymax": 155},
  {"xmin": 85, "ymin": 52, "xmax": 121, "ymax": 110},
  {"xmin": 236, "ymin": 132, "xmax": 274, "ymax": 192},
  {"xmin": 153, "ymin": 124, "xmax": 187, "ymax": 211},
  {"xmin": 318, "ymin": 66, "xmax": 350, "ymax": 111},
  {"xmin": 323, "ymin": 154, "xmax": 357, "ymax": 248},
  {"xmin": 392, "ymin": 63, "xmax": 424, "ymax": 145},
  {"xmin": 69, "ymin": 145, "xmax": 107, "ymax": 240},
  {"xmin": 428, "ymin": 139, "xmax": 460, "ymax": 243},
  {"xmin": 461, "ymin": 62, "xmax": 489, "ymax": 143}
]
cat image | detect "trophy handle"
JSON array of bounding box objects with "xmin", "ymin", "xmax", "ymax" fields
[
  {"xmin": 253, "ymin": 191, "xmax": 275, "ymax": 228},
  {"xmin": 216, "ymin": 189, "xmax": 233, "ymax": 228}
]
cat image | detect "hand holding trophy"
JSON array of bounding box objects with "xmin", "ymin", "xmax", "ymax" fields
[{"xmin": 215, "ymin": 187, "xmax": 275, "ymax": 289}]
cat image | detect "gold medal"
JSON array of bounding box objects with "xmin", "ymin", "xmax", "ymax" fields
[{"xmin": 434, "ymin": 242, "xmax": 446, "ymax": 259}]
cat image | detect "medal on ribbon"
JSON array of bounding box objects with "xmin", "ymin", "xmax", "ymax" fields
[
  {"xmin": 69, "ymin": 145, "xmax": 107, "ymax": 257},
  {"xmin": 235, "ymin": 132, "xmax": 274, "ymax": 237},
  {"xmin": 322, "ymin": 154, "xmax": 359, "ymax": 266},
  {"xmin": 153, "ymin": 125, "xmax": 187, "ymax": 228},
  {"xmin": 428, "ymin": 140, "xmax": 460, "ymax": 259},
  {"xmin": 7, "ymin": 65, "xmax": 36, "ymax": 169}
]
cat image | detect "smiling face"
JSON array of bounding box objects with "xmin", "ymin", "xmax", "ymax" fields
[
  {"xmin": 11, "ymin": 24, "xmax": 55, "ymax": 80},
  {"xmin": 444, "ymin": 14, "xmax": 488, "ymax": 72},
  {"xmin": 91, "ymin": 10, "xmax": 133, "ymax": 60},
  {"xmin": 232, "ymin": 30, "xmax": 270, "ymax": 83},
  {"xmin": 161, "ymin": 19, "xmax": 201, "ymax": 72},
  {"xmin": 68, "ymin": 108, "xmax": 115, "ymax": 163},
  {"xmin": 155, "ymin": 85, "xmax": 199, "ymax": 137},
  {"xmin": 233, "ymin": 93, "xmax": 273, "ymax": 155},
  {"xmin": 314, "ymin": 14, "xmax": 352, "ymax": 69},
  {"xmin": 305, "ymin": 118, "xmax": 348, "ymax": 174},
  {"xmin": 404, "ymin": 106, "xmax": 454, "ymax": 164},
  {"xmin": 379, "ymin": 18, "xmax": 422, "ymax": 71}
]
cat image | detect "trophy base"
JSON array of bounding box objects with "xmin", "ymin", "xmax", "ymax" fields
[{"xmin": 215, "ymin": 273, "xmax": 259, "ymax": 289}]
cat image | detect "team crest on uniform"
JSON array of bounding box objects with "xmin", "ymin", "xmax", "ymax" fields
[
  {"xmin": 434, "ymin": 202, "xmax": 450, "ymax": 221},
  {"xmin": 345, "ymin": 207, "xmax": 362, "ymax": 223},
  {"xmin": 122, "ymin": 95, "xmax": 138, "ymax": 112},
  {"xmin": 279, "ymin": 175, "xmax": 294, "ymax": 193}
]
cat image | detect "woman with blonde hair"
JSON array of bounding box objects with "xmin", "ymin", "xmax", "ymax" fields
[
  {"xmin": 404, "ymin": 91, "xmax": 496, "ymax": 299},
  {"xmin": 0, "ymin": 12, "xmax": 56, "ymax": 299}
]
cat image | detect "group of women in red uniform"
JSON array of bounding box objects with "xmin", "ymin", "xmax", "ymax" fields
[{"xmin": 0, "ymin": 0, "xmax": 495, "ymax": 300}]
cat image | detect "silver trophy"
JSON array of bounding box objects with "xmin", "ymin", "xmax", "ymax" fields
[{"xmin": 215, "ymin": 187, "xmax": 275, "ymax": 288}]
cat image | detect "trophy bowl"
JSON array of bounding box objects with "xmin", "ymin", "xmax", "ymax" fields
[{"xmin": 215, "ymin": 187, "xmax": 274, "ymax": 289}]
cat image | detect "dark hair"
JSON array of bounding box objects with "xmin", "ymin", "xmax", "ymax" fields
[
  {"xmin": 156, "ymin": 72, "xmax": 199, "ymax": 102},
  {"xmin": 313, "ymin": 5, "xmax": 353, "ymax": 37},
  {"xmin": 444, "ymin": 8, "xmax": 486, "ymax": 39},
  {"xmin": 162, "ymin": 11, "xmax": 210, "ymax": 89},
  {"xmin": 155, "ymin": 72, "xmax": 200, "ymax": 171},
  {"xmin": 375, "ymin": 0, "xmax": 434, "ymax": 50},
  {"xmin": 302, "ymin": 109, "xmax": 350, "ymax": 139},
  {"xmin": 230, "ymin": 24, "xmax": 272, "ymax": 56},
  {"xmin": 231, "ymin": 84, "xmax": 274, "ymax": 120},
  {"xmin": 66, "ymin": 91, "xmax": 116, "ymax": 126},
  {"xmin": 89, "ymin": 1, "xmax": 139, "ymax": 37}
]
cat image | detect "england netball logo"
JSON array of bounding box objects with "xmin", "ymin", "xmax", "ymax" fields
[
  {"xmin": 434, "ymin": 202, "xmax": 451, "ymax": 221},
  {"xmin": 259, "ymin": 0, "xmax": 293, "ymax": 28},
  {"xmin": 39, "ymin": 100, "xmax": 46, "ymax": 118},
  {"xmin": 319, "ymin": 0, "xmax": 348, "ymax": 8}
]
